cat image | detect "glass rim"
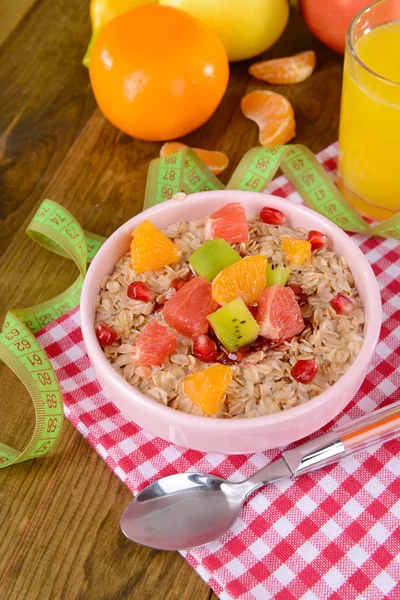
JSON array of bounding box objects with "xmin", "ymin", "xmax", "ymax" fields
[{"xmin": 347, "ymin": 0, "xmax": 400, "ymax": 87}]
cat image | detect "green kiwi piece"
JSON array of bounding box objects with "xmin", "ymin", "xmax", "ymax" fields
[
  {"xmin": 266, "ymin": 263, "xmax": 290, "ymax": 287},
  {"xmin": 189, "ymin": 239, "xmax": 241, "ymax": 282},
  {"xmin": 207, "ymin": 298, "xmax": 259, "ymax": 352}
]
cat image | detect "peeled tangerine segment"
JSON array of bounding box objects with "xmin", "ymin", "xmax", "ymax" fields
[
  {"xmin": 130, "ymin": 220, "xmax": 180, "ymax": 273},
  {"xmin": 241, "ymin": 90, "xmax": 296, "ymax": 146},
  {"xmin": 212, "ymin": 254, "xmax": 269, "ymax": 306},
  {"xmin": 281, "ymin": 237, "xmax": 311, "ymax": 265},
  {"xmin": 207, "ymin": 297, "xmax": 259, "ymax": 352},
  {"xmin": 189, "ymin": 239, "xmax": 241, "ymax": 282},
  {"xmin": 249, "ymin": 51, "xmax": 316, "ymax": 85},
  {"xmin": 163, "ymin": 276, "xmax": 219, "ymax": 338},
  {"xmin": 160, "ymin": 142, "xmax": 229, "ymax": 176},
  {"xmin": 183, "ymin": 364, "xmax": 232, "ymax": 415},
  {"xmin": 205, "ymin": 203, "xmax": 249, "ymax": 244}
]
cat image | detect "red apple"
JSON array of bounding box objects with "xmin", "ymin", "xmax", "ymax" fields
[{"xmin": 299, "ymin": 0, "xmax": 372, "ymax": 54}]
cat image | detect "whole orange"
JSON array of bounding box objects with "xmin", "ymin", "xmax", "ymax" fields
[{"xmin": 89, "ymin": 4, "xmax": 229, "ymax": 141}]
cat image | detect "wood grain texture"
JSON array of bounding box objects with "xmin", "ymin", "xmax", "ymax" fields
[{"xmin": 0, "ymin": 2, "xmax": 343, "ymax": 598}]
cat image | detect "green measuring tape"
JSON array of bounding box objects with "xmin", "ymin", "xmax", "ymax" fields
[
  {"xmin": 0, "ymin": 200, "xmax": 106, "ymax": 468},
  {"xmin": 1, "ymin": 144, "xmax": 398, "ymax": 468}
]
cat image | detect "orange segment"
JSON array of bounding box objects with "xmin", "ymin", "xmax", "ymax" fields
[
  {"xmin": 130, "ymin": 220, "xmax": 180, "ymax": 273},
  {"xmin": 160, "ymin": 142, "xmax": 229, "ymax": 176},
  {"xmin": 212, "ymin": 255, "xmax": 269, "ymax": 306},
  {"xmin": 182, "ymin": 364, "xmax": 231, "ymax": 415},
  {"xmin": 241, "ymin": 90, "xmax": 296, "ymax": 146},
  {"xmin": 281, "ymin": 237, "xmax": 311, "ymax": 265},
  {"xmin": 249, "ymin": 51, "xmax": 316, "ymax": 85}
]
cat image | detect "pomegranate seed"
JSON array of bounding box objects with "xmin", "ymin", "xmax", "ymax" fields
[
  {"xmin": 127, "ymin": 282, "xmax": 155, "ymax": 302},
  {"xmin": 330, "ymin": 293, "xmax": 354, "ymax": 315},
  {"xmin": 291, "ymin": 360, "xmax": 318, "ymax": 384},
  {"xmin": 287, "ymin": 282, "xmax": 308, "ymax": 306},
  {"xmin": 170, "ymin": 271, "xmax": 193, "ymax": 291},
  {"xmin": 307, "ymin": 230, "xmax": 328, "ymax": 251},
  {"xmin": 248, "ymin": 306, "xmax": 258, "ymax": 319},
  {"xmin": 260, "ymin": 207, "xmax": 286, "ymax": 226},
  {"xmin": 95, "ymin": 322, "xmax": 118, "ymax": 345},
  {"xmin": 193, "ymin": 335, "xmax": 218, "ymax": 363}
]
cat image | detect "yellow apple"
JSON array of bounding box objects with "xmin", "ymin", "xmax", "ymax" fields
[{"xmin": 159, "ymin": 0, "xmax": 290, "ymax": 61}]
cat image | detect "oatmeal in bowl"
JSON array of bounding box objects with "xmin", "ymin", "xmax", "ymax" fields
[{"xmin": 81, "ymin": 191, "xmax": 380, "ymax": 453}]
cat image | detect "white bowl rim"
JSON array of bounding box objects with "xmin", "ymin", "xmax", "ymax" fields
[{"xmin": 81, "ymin": 190, "xmax": 381, "ymax": 432}]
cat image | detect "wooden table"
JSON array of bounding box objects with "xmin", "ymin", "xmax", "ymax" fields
[{"xmin": 0, "ymin": 1, "xmax": 344, "ymax": 598}]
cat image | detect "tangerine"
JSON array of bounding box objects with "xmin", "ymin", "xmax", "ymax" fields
[
  {"xmin": 249, "ymin": 51, "xmax": 316, "ymax": 85},
  {"xmin": 241, "ymin": 90, "xmax": 296, "ymax": 146},
  {"xmin": 182, "ymin": 364, "xmax": 231, "ymax": 415},
  {"xmin": 160, "ymin": 142, "xmax": 229, "ymax": 176},
  {"xmin": 212, "ymin": 255, "xmax": 269, "ymax": 306},
  {"xmin": 89, "ymin": 4, "xmax": 229, "ymax": 141},
  {"xmin": 130, "ymin": 220, "xmax": 180, "ymax": 273}
]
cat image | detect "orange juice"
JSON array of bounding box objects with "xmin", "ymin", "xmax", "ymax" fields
[{"xmin": 338, "ymin": 20, "xmax": 400, "ymax": 220}]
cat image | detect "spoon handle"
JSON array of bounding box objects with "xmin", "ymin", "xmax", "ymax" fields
[{"xmin": 282, "ymin": 400, "xmax": 400, "ymax": 477}]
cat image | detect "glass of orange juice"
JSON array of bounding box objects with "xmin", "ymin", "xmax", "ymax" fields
[{"xmin": 338, "ymin": 0, "xmax": 400, "ymax": 221}]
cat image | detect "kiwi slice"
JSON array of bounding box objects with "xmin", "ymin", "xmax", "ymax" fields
[
  {"xmin": 266, "ymin": 263, "xmax": 290, "ymax": 287},
  {"xmin": 207, "ymin": 298, "xmax": 259, "ymax": 352},
  {"xmin": 189, "ymin": 239, "xmax": 241, "ymax": 282}
]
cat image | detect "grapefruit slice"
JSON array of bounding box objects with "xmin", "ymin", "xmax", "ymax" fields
[
  {"xmin": 212, "ymin": 255, "xmax": 269, "ymax": 306},
  {"xmin": 204, "ymin": 203, "xmax": 249, "ymax": 244},
  {"xmin": 249, "ymin": 51, "xmax": 316, "ymax": 85},
  {"xmin": 163, "ymin": 276, "xmax": 219, "ymax": 338},
  {"xmin": 132, "ymin": 320, "xmax": 177, "ymax": 367},
  {"xmin": 160, "ymin": 142, "xmax": 229, "ymax": 176},
  {"xmin": 256, "ymin": 284, "xmax": 304, "ymax": 341},
  {"xmin": 182, "ymin": 364, "xmax": 231, "ymax": 415}
]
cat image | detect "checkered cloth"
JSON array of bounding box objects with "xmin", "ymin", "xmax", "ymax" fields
[{"xmin": 36, "ymin": 143, "xmax": 400, "ymax": 600}]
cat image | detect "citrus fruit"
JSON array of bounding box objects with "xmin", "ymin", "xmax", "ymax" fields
[
  {"xmin": 160, "ymin": 142, "xmax": 229, "ymax": 175},
  {"xmin": 132, "ymin": 320, "xmax": 177, "ymax": 366},
  {"xmin": 182, "ymin": 364, "xmax": 231, "ymax": 415},
  {"xmin": 163, "ymin": 276, "xmax": 219, "ymax": 338},
  {"xmin": 241, "ymin": 90, "xmax": 296, "ymax": 146},
  {"xmin": 130, "ymin": 220, "xmax": 180, "ymax": 273},
  {"xmin": 83, "ymin": 0, "xmax": 156, "ymax": 68},
  {"xmin": 89, "ymin": 4, "xmax": 229, "ymax": 141},
  {"xmin": 205, "ymin": 203, "xmax": 249, "ymax": 244},
  {"xmin": 256, "ymin": 284, "xmax": 304, "ymax": 341},
  {"xmin": 281, "ymin": 237, "xmax": 311, "ymax": 265},
  {"xmin": 212, "ymin": 255, "xmax": 269, "ymax": 306},
  {"xmin": 249, "ymin": 51, "xmax": 316, "ymax": 84},
  {"xmin": 160, "ymin": 0, "xmax": 289, "ymax": 62}
]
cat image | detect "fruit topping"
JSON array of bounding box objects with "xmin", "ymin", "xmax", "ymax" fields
[
  {"xmin": 182, "ymin": 364, "xmax": 231, "ymax": 415},
  {"xmin": 249, "ymin": 51, "xmax": 316, "ymax": 85},
  {"xmin": 248, "ymin": 306, "xmax": 259, "ymax": 319},
  {"xmin": 163, "ymin": 276, "xmax": 219, "ymax": 338},
  {"xmin": 281, "ymin": 237, "xmax": 311, "ymax": 265},
  {"xmin": 212, "ymin": 254, "xmax": 269, "ymax": 306},
  {"xmin": 330, "ymin": 293, "xmax": 354, "ymax": 315},
  {"xmin": 127, "ymin": 282, "xmax": 156, "ymax": 302},
  {"xmin": 291, "ymin": 360, "xmax": 318, "ymax": 384},
  {"xmin": 204, "ymin": 202, "xmax": 249, "ymax": 244},
  {"xmin": 266, "ymin": 263, "xmax": 291, "ymax": 287},
  {"xmin": 287, "ymin": 282, "xmax": 308, "ymax": 306},
  {"xmin": 130, "ymin": 220, "xmax": 180, "ymax": 273},
  {"xmin": 241, "ymin": 90, "xmax": 296, "ymax": 146},
  {"xmin": 189, "ymin": 239, "xmax": 241, "ymax": 282},
  {"xmin": 260, "ymin": 206, "xmax": 287, "ymax": 225},
  {"xmin": 95, "ymin": 322, "xmax": 118, "ymax": 346},
  {"xmin": 256, "ymin": 284, "xmax": 304, "ymax": 341},
  {"xmin": 307, "ymin": 230, "xmax": 328, "ymax": 251},
  {"xmin": 193, "ymin": 335, "xmax": 218, "ymax": 363},
  {"xmin": 131, "ymin": 321, "xmax": 177, "ymax": 367},
  {"xmin": 207, "ymin": 297, "xmax": 260, "ymax": 352},
  {"xmin": 170, "ymin": 271, "xmax": 194, "ymax": 291}
]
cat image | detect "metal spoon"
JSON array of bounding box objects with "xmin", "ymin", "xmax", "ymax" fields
[{"xmin": 121, "ymin": 401, "xmax": 400, "ymax": 550}]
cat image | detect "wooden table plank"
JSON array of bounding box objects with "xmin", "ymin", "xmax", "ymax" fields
[
  {"xmin": 0, "ymin": 3, "xmax": 344, "ymax": 599},
  {"xmin": 0, "ymin": 0, "xmax": 39, "ymax": 45}
]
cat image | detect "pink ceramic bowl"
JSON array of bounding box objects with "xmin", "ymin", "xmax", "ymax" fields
[{"xmin": 81, "ymin": 191, "xmax": 381, "ymax": 454}]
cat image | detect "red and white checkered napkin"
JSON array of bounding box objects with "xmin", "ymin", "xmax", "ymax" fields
[{"xmin": 36, "ymin": 144, "xmax": 400, "ymax": 600}]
